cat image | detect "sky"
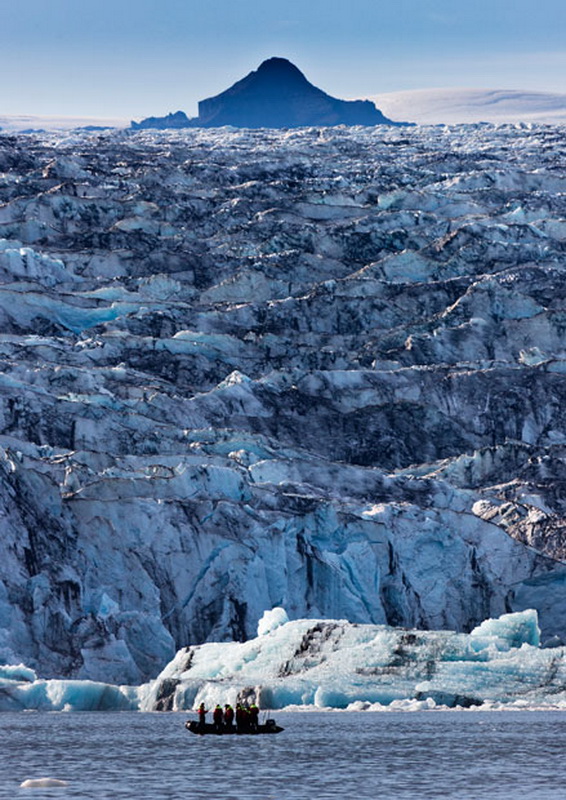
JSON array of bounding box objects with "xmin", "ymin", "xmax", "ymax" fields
[{"xmin": 4, "ymin": 0, "xmax": 566, "ymax": 119}]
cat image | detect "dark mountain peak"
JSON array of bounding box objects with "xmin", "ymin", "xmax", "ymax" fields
[
  {"xmin": 208, "ymin": 57, "xmax": 313, "ymax": 107},
  {"xmin": 132, "ymin": 58, "xmax": 412, "ymax": 130},
  {"xmin": 197, "ymin": 58, "xmax": 408, "ymax": 128},
  {"xmin": 255, "ymin": 57, "xmax": 310, "ymax": 83}
]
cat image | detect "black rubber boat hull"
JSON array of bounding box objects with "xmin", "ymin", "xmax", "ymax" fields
[{"xmin": 186, "ymin": 720, "xmax": 284, "ymax": 735}]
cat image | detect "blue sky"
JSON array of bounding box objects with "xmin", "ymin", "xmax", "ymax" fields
[{"xmin": 4, "ymin": 0, "xmax": 565, "ymax": 117}]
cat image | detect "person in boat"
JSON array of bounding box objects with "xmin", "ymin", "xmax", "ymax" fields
[
  {"xmin": 213, "ymin": 704, "xmax": 224, "ymax": 733},
  {"xmin": 249, "ymin": 702, "xmax": 259, "ymax": 732},
  {"xmin": 224, "ymin": 704, "xmax": 234, "ymax": 731},
  {"xmin": 197, "ymin": 702, "xmax": 207, "ymax": 732},
  {"xmin": 236, "ymin": 703, "xmax": 248, "ymax": 733}
]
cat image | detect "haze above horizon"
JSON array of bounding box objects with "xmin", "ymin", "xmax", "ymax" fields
[{"xmin": 4, "ymin": 0, "xmax": 565, "ymax": 117}]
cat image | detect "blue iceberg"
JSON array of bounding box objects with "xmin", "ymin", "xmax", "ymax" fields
[
  {"xmin": 143, "ymin": 608, "xmax": 566, "ymax": 711},
  {"xmin": 2, "ymin": 609, "xmax": 565, "ymax": 712}
]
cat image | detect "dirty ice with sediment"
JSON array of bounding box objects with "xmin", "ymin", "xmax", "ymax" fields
[{"xmin": 0, "ymin": 122, "xmax": 565, "ymax": 709}]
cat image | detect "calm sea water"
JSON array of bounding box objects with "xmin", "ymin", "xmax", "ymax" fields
[{"xmin": 2, "ymin": 710, "xmax": 566, "ymax": 799}]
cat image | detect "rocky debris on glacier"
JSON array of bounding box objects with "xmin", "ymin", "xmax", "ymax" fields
[
  {"xmin": 3, "ymin": 608, "xmax": 566, "ymax": 712},
  {"xmin": 0, "ymin": 123, "xmax": 565, "ymax": 685},
  {"xmin": 132, "ymin": 57, "xmax": 406, "ymax": 130}
]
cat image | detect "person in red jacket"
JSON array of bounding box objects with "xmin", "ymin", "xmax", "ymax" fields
[
  {"xmin": 224, "ymin": 704, "xmax": 235, "ymax": 731},
  {"xmin": 213, "ymin": 704, "xmax": 224, "ymax": 733}
]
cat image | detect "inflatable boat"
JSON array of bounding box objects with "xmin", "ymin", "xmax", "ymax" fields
[{"xmin": 185, "ymin": 719, "xmax": 284, "ymax": 735}]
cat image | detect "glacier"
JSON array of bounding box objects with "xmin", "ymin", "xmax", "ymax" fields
[
  {"xmin": 370, "ymin": 89, "xmax": 566, "ymax": 125},
  {"xmin": 0, "ymin": 124, "xmax": 565, "ymax": 686},
  {"xmin": 3, "ymin": 609, "xmax": 566, "ymax": 712}
]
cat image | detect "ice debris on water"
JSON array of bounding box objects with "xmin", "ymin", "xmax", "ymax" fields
[{"xmin": 20, "ymin": 778, "xmax": 69, "ymax": 789}]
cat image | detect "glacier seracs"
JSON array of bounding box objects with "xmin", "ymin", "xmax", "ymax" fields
[{"xmin": 0, "ymin": 125, "xmax": 565, "ymax": 683}]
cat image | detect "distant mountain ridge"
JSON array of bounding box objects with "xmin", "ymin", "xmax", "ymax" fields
[
  {"xmin": 2, "ymin": 86, "xmax": 564, "ymax": 133},
  {"xmin": 131, "ymin": 57, "xmax": 408, "ymax": 129}
]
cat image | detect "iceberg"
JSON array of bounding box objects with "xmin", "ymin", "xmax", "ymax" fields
[
  {"xmin": 145, "ymin": 608, "xmax": 566, "ymax": 711},
  {"xmin": 0, "ymin": 668, "xmax": 137, "ymax": 712},
  {"xmin": 3, "ymin": 609, "xmax": 566, "ymax": 712},
  {"xmin": 20, "ymin": 779, "xmax": 69, "ymax": 789}
]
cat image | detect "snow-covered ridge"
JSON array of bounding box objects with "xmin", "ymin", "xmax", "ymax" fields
[
  {"xmin": 0, "ymin": 125, "xmax": 565, "ymax": 685},
  {"xmin": 368, "ymin": 88, "xmax": 566, "ymax": 125}
]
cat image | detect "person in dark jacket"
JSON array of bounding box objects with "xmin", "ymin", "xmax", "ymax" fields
[
  {"xmin": 236, "ymin": 703, "xmax": 248, "ymax": 733},
  {"xmin": 213, "ymin": 704, "xmax": 224, "ymax": 733},
  {"xmin": 197, "ymin": 702, "xmax": 207, "ymax": 732},
  {"xmin": 249, "ymin": 703, "xmax": 259, "ymax": 732}
]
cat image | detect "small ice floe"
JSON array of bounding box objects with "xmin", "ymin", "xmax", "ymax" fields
[{"xmin": 20, "ymin": 777, "xmax": 69, "ymax": 788}]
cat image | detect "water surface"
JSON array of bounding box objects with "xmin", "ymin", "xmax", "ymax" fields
[{"xmin": 2, "ymin": 710, "xmax": 565, "ymax": 799}]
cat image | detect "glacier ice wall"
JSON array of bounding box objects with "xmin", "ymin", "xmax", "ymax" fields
[{"xmin": 0, "ymin": 125, "xmax": 565, "ymax": 682}]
